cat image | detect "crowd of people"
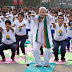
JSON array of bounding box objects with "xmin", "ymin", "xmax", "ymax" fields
[{"xmin": 0, "ymin": 7, "xmax": 72, "ymax": 67}]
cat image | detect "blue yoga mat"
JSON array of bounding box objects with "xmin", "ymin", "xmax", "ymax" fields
[{"xmin": 24, "ymin": 62, "xmax": 55, "ymax": 72}]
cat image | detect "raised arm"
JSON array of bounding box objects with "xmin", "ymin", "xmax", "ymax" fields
[
  {"xmin": 0, "ymin": 27, "xmax": 3, "ymax": 32},
  {"xmin": 64, "ymin": 23, "xmax": 67, "ymax": 28},
  {"xmin": 52, "ymin": 23, "xmax": 56, "ymax": 28},
  {"xmin": 6, "ymin": 25, "xmax": 14, "ymax": 32},
  {"xmin": 12, "ymin": 23, "xmax": 16, "ymax": 27}
]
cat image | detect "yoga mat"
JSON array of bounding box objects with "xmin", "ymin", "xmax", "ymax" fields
[
  {"xmin": 65, "ymin": 60, "xmax": 72, "ymax": 65},
  {"xmin": 26, "ymin": 44, "xmax": 31, "ymax": 48},
  {"xmin": 25, "ymin": 41, "xmax": 31, "ymax": 44},
  {"xmin": 49, "ymin": 58, "xmax": 69, "ymax": 64},
  {"xmin": 25, "ymin": 48, "xmax": 33, "ymax": 52},
  {"xmin": 0, "ymin": 57, "xmax": 25, "ymax": 63},
  {"xmin": 24, "ymin": 62, "xmax": 55, "ymax": 72},
  {"xmin": 0, "ymin": 57, "xmax": 25, "ymax": 64}
]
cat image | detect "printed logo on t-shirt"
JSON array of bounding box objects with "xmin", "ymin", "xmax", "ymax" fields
[
  {"xmin": 66, "ymin": 19, "xmax": 67, "ymax": 22},
  {"xmin": 13, "ymin": 17, "xmax": 15, "ymax": 22},
  {"xmin": 3, "ymin": 18, "xmax": 5, "ymax": 22},
  {"xmin": 28, "ymin": 20, "xmax": 31, "ymax": 23},
  {"xmin": 6, "ymin": 35, "xmax": 11, "ymax": 40},
  {"xmin": 18, "ymin": 26, "xmax": 22, "ymax": 32},
  {"xmin": 70, "ymin": 25, "xmax": 72, "ymax": 30},
  {"xmin": 59, "ymin": 30, "xmax": 63, "ymax": 36},
  {"xmin": 55, "ymin": 19, "xmax": 57, "ymax": 23}
]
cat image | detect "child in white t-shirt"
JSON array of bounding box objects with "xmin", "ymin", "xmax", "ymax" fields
[
  {"xmin": 67, "ymin": 15, "xmax": 72, "ymax": 51},
  {"xmin": 8, "ymin": 9, "xmax": 18, "ymax": 24},
  {"xmin": 12, "ymin": 13, "xmax": 26, "ymax": 55},
  {"xmin": 0, "ymin": 20, "xmax": 17, "ymax": 62},
  {"xmin": 26, "ymin": 12, "xmax": 31, "ymax": 39},
  {"xmin": 52, "ymin": 15, "xmax": 68, "ymax": 61}
]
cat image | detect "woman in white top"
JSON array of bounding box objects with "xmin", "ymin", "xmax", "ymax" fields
[{"xmin": 12, "ymin": 13, "xmax": 26, "ymax": 55}]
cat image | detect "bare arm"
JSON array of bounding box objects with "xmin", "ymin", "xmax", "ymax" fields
[
  {"xmin": 10, "ymin": 26, "xmax": 14, "ymax": 32},
  {"xmin": 12, "ymin": 23, "xmax": 16, "ymax": 27},
  {"xmin": 22, "ymin": 24, "xmax": 26, "ymax": 27},
  {"xmin": 0, "ymin": 27, "xmax": 3, "ymax": 32},
  {"xmin": 52, "ymin": 23, "xmax": 56, "ymax": 28},
  {"xmin": 64, "ymin": 23, "xmax": 67, "ymax": 28},
  {"xmin": 30, "ymin": 14, "xmax": 36, "ymax": 17},
  {"xmin": 6, "ymin": 25, "xmax": 14, "ymax": 32}
]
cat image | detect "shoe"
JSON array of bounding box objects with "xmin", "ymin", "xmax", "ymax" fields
[
  {"xmin": 61, "ymin": 58, "xmax": 66, "ymax": 62},
  {"xmin": 1, "ymin": 58, "xmax": 6, "ymax": 62},
  {"xmin": 54, "ymin": 58, "xmax": 59, "ymax": 61}
]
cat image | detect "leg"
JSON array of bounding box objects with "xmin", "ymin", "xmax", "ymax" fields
[
  {"xmin": 0, "ymin": 43, "xmax": 8, "ymax": 61},
  {"xmin": 67, "ymin": 37, "xmax": 71, "ymax": 51},
  {"xmin": 10, "ymin": 43, "xmax": 18, "ymax": 61},
  {"xmin": 33, "ymin": 42, "xmax": 42, "ymax": 66},
  {"xmin": 53, "ymin": 40, "xmax": 60, "ymax": 61},
  {"xmin": 30, "ymin": 34, "xmax": 33, "ymax": 48},
  {"xmin": 61, "ymin": 40, "xmax": 67, "ymax": 61},
  {"xmin": 15, "ymin": 35, "xmax": 20, "ymax": 55},
  {"xmin": 26, "ymin": 29, "xmax": 28, "ymax": 39},
  {"xmin": 67, "ymin": 41, "xmax": 70, "ymax": 51},
  {"xmin": 0, "ymin": 33, "xmax": 2, "ymax": 44},
  {"xmin": 20, "ymin": 36, "xmax": 26, "ymax": 55},
  {"xmin": 43, "ymin": 48, "xmax": 52, "ymax": 67}
]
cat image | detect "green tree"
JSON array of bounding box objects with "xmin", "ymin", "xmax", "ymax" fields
[{"xmin": 0, "ymin": 0, "xmax": 9, "ymax": 7}]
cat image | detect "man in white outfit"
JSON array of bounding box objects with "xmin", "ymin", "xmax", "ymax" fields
[{"xmin": 31, "ymin": 7, "xmax": 53, "ymax": 67}]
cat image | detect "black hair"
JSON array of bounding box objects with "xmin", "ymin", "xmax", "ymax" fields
[
  {"xmin": 13, "ymin": 9, "xmax": 17, "ymax": 11},
  {"xmin": 69, "ymin": 14, "xmax": 72, "ymax": 17},
  {"xmin": 70, "ymin": 9, "xmax": 72, "ymax": 12},
  {"xmin": 54, "ymin": 11, "xmax": 58, "ymax": 15},
  {"xmin": 18, "ymin": 13, "xmax": 24, "ymax": 17},
  {"xmin": 5, "ymin": 20, "xmax": 11, "ymax": 25},
  {"xmin": 28, "ymin": 12, "xmax": 31, "ymax": 14},
  {"xmin": 58, "ymin": 15, "xmax": 64, "ymax": 19}
]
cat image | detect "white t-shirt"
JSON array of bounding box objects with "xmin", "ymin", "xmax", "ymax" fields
[
  {"xmin": 26, "ymin": 16, "xmax": 32, "ymax": 29},
  {"xmin": 14, "ymin": 20, "xmax": 26, "ymax": 36},
  {"xmin": 0, "ymin": 16, "xmax": 8, "ymax": 27},
  {"xmin": 58, "ymin": 12, "xmax": 62, "ymax": 15},
  {"xmin": 8, "ymin": 14, "xmax": 18, "ymax": 24},
  {"xmin": 2, "ymin": 27, "xmax": 16, "ymax": 45},
  {"xmin": 53, "ymin": 23, "xmax": 67, "ymax": 41},
  {"xmin": 64, "ymin": 16, "xmax": 69, "ymax": 23},
  {"xmin": 67, "ymin": 22, "xmax": 72, "ymax": 38},
  {"xmin": 29, "ymin": 10, "xmax": 35, "ymax": 14}
]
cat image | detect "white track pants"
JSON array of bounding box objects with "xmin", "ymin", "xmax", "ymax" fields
[{"xmin": 33, "ymin": 42, "xmax": 52, "ymax": 66}]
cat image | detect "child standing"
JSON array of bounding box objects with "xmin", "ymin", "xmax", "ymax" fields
[
  {"xmin": 12, "ymin": 13, "xmax": 26, "ymax": 55},
  {"xmin": 26, "ymin": 12, "xmax": 31, "ymax": 39}
]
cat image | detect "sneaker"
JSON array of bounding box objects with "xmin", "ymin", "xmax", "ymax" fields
[
  {"xmin": 1, "ymin": 58, "xmax": 6, "ymax": 62},
  {"xmin": 61, "ymin": 58, "xmax": 66, "ymax": 62},
  {"xmin": 54, "ymin": 58, "xmax": 59, "ymax": 61}
]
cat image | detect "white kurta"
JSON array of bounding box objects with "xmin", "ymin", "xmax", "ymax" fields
[{"xmin": 32, "ymin": 14, "xmax": 53, "ymax": 47}]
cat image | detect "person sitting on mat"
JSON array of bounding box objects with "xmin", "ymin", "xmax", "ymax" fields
[
  {"xmin": 0, "ymin": 20, "xmax": 17, "ymax": 62},
  {"xmin": 52, "ymin": 15, "xmax": 68, "ymax": 62}
]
